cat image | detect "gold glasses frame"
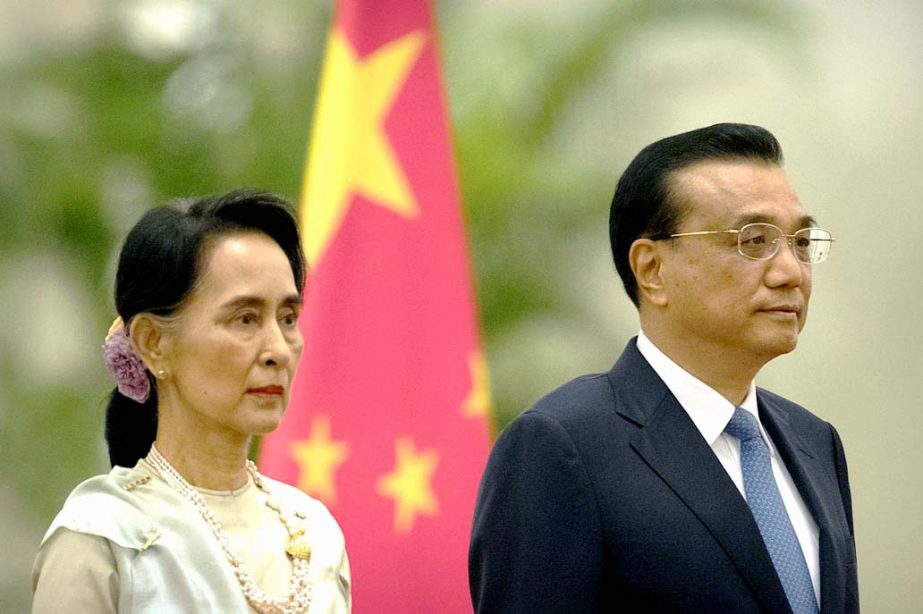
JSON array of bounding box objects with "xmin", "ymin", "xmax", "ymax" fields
[{"xmin": 648, "ymin": 222, "xmax": 834, "ymax": 264}]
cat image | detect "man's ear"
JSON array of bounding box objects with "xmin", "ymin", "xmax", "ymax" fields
[
  {"xmin": 629, "ymin": 239, "xmax": 668, "ymax": 307},
  {"xmin": 129, "ymin": 315, "xmax": 171, "ymax": 378}
]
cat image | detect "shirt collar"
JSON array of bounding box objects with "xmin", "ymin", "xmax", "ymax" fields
[{"xmin": 636, "ymin": 330, "xmax": 772, "ymax": 454}]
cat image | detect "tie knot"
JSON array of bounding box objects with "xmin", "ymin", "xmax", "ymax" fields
[{"xmin": 724, "ymin": 407, "xmax": 762, "ymax": 442}]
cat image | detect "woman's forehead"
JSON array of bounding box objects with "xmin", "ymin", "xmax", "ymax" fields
[{"xmin": 191, "ymin": 232, "xmax": 297, "ymax": 305}]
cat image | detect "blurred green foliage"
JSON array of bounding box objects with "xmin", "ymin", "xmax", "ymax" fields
[{"xmin": 0, "ymin": 0, "xmax": 802, "ymax": 520}]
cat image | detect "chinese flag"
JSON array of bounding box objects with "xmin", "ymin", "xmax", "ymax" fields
[{"xmin": 259, "ymin": 0, "xmax": 491, "ymax": 611}]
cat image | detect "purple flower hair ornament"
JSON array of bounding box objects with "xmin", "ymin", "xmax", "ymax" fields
[{"xmin": 102, "ymin": 317, "xmax": 151, "ymax": 403}]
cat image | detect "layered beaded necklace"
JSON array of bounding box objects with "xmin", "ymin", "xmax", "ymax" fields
[{"xmin": 146, "ymin": 444, "xmax": 313, "ymax": 614}]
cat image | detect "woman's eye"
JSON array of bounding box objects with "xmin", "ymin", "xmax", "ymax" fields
[{"xmin": 281, "ymin": 312, "xmax": 299, "ymax": 327}]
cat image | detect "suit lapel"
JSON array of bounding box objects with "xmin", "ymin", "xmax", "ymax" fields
[
  {"xmin": 758, "ymin": 396, "xmax": 848, "ymax": 613},
  {"xmin": 611, "ymin": 342, "xmax": 793, "ymax": 614}
]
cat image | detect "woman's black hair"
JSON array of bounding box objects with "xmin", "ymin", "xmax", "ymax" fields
[{"xmin": 104, "ymin": 189, "xmax": 305, "ymax": 468}]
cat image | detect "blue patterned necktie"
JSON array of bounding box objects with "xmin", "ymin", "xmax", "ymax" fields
[{"xmin": 725, "ymin": 407, "xmax": 819, "ymax": 614}]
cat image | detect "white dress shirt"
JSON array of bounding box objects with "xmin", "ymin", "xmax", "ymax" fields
[{"xmin": 636, "ymin": 330, "xmax": 821, "ymax": 605}]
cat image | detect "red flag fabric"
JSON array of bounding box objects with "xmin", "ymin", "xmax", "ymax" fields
[{"xmin": 259, "ymin": 1, "xmax": 491, "ymax": 611}]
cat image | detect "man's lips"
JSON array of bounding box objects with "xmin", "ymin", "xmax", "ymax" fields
[
  {"xmin": 247, "ymin": 385, "xmax": 285, "ymax": 395},
  {"xmin": 758, "ymin": 304, "xmax": 801, "ymax": 316}
]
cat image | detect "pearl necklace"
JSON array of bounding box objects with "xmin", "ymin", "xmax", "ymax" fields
[{"xmin": 145, "ymin": 444, "xmax": 313, "ymax": 613}]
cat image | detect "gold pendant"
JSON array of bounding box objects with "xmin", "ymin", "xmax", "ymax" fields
[{"xmin": 285, "ymin": 528, "xmax": 312, "ymax": 561}]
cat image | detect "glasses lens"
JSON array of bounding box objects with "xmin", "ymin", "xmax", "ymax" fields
[
  {"xmin": 793, "ymin": 228, "xmax": 832, "ymax": 263},
  {"xmin": 737, "ymin": 223, "xmax": 780, "ymax": 259}
]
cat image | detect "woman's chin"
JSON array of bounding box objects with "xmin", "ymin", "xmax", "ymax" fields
[{"xmin": 245, "ymin": 409, "xmax": 285, "ymax": 436}]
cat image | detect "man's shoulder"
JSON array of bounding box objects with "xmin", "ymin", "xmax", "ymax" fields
[
  {"xmin": 513, "ymin": 340, "xmax": 656, "ymax": 428},
  {"xmin": 756, "ymin": 386, "xmax": 836, "ymax": 438},
  {"xmin": 526, "ymin": 371, "xmax": 615, "ymax": 423},
  {"xmin": 757, "ymin": 386, "xmax": 822, "ymax": 418}
]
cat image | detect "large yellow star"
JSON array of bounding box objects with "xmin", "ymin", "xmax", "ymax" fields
[
  {"xmin": 462, "ymin": 349, "xmax": 491, "ymax": 418},
  {"xmin": 376, "ymin": 437, "xmax": 439, "ymax": 533},
  {"xmin": 301, "ymin": 29, "xmax": 426, "ymax": 265},
  {"xmin": 290, "ymin": 416, "xmax": 350, "ymax": 505}
]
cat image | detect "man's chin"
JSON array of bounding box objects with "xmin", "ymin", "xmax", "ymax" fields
[{"xmin": 762, "ymin": 333, "xmax": 799, "ymax": 358}]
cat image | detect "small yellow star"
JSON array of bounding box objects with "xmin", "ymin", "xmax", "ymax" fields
[
  {"xmin": 290, "ymin": 416, "xmax": 350, "ymax": 505},
  {"xmin": 461, "ymin": 349, "xmax": 491, "ymax": 418},
  {"xmin": 302, "ymin": 29, "xmax": 426, "ymax": 265},
  {"xmin": 376, "ymin": 438, "xmax": 439, "ymax": 533}
]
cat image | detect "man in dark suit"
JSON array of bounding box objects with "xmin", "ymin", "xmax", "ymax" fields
[{"xmin": 469, "ymin": 123, "xmax": 858, "ymax": 613}]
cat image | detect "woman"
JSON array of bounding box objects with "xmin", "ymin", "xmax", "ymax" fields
[{"xmin": 32, "ymin": 190, "xmax": 351, "ymax": 613}]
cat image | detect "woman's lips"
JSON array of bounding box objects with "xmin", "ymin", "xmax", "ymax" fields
[{"xmin": 248, "ymin": 385, "xmax": 284, "ymax": 395}]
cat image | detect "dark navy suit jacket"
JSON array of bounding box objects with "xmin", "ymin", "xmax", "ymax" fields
[{"xmin": 469, "ymin": 339, "xmax": 858, "ymax": 613}]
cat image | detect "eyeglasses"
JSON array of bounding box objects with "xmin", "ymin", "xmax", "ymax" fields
[{"xmin": 649, "ymin": 222, "xmax": 834, "ymax": 264}]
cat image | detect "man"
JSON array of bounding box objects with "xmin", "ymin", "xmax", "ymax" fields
[{"xmin": 469, "ymin": 123, "xmax": 858, "ymax": 613}]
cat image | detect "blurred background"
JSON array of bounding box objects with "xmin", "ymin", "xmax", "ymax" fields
[{"xmin": 1, "ymin": 0, "xmax": 921, "ymax": 610}]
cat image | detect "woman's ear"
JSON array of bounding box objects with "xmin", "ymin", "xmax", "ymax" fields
[
  {"xmin": 629, "ymin": 239, "xmax": 668, "ymax": 307},
  {"xmin": 129, "ymin": 315, "xmax": 171, "ymax": 378}
]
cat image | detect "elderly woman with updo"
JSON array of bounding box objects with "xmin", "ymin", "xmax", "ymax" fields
[{"xmin": 32, "ymin": 190, "xmax": 351, "ymax": 613}]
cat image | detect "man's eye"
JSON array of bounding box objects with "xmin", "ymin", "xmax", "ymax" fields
[
  {"xmin": 239, "ymin": 313, "xmax": 258, "ymax": 325},
  {"xmin": 745, "ymin": 234, "xmax": 769, "ymax": 246}
]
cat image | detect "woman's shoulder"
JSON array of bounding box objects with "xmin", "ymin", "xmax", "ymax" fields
[
  {"xmin": 259, "ymin": 475, "xmax": 342, "ymax": 529},
  {"xmin": 53, "ymin": 465, "xmax": 150, "ymax": 518},
  {"xmin": 259, "ymin": 474, "xmax": 349, "ymax": 567},
  {"xmin": 42, "ymin": 464, "xmax": 164, "ymax": 550},
  {"xmin": 259, "ymin": 474, "xmax": 327, "ymax": 510}
]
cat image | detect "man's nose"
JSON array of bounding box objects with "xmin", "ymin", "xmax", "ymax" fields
[{"xmin": 765, "ymin": 237, "xmax": 805, "ymax": 287}]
